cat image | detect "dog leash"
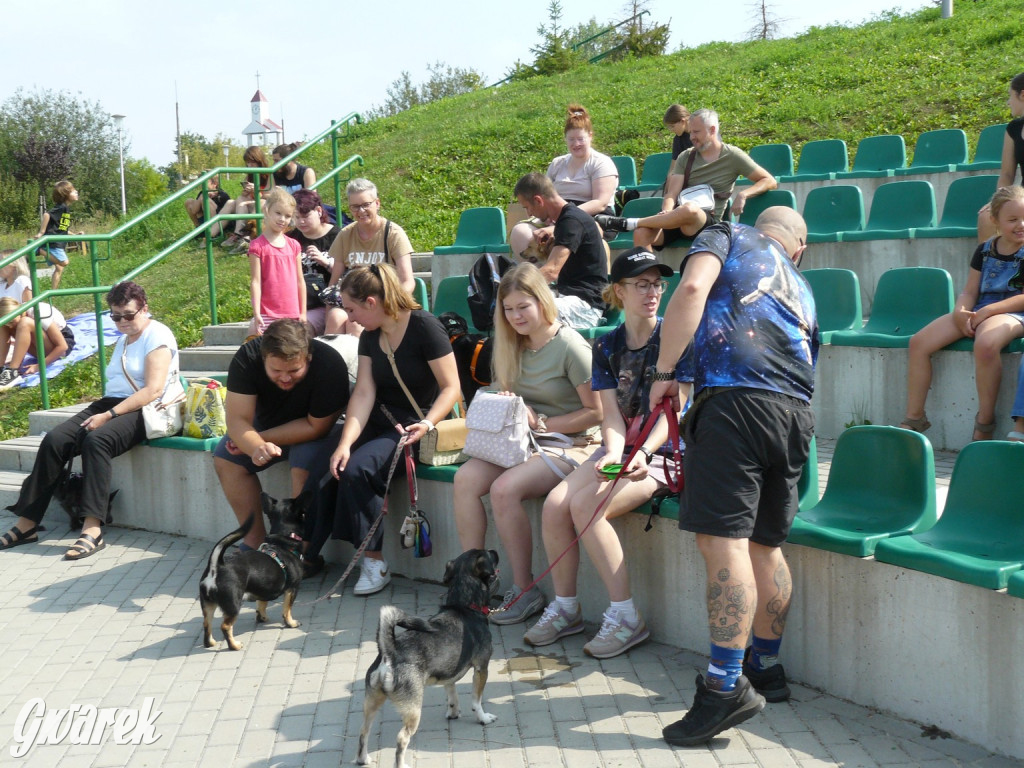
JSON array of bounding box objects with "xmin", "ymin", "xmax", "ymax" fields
[
  {"xmin": 303, "ymin": 405, "xmax": 411, "ymax": 606},
  {"xmin": 490, "ymin": 397, "xmax": 682, "ymax": 616}
]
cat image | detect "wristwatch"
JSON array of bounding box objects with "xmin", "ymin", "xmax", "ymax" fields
[
  {"xmin": 650, "ymin": 367, "xmax": 676, "ymax": 382},
  {"xmin": 637, "ymin": 446, "xmax": 653, "ymax": 462}
]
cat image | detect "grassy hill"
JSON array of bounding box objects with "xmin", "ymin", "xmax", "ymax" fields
[{"xmin": 0, "ymin": 0, "xmax": 1019, "ymax": 438}]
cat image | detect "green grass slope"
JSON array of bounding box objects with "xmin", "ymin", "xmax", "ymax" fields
[{"xmin": 0, "ymin": 0, "xmax": 1019, "ymax": 438}]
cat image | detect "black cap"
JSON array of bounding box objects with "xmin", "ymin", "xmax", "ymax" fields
[{"xmin": 610, "ymin": 247, "xmax": 675, "ymax": 283}]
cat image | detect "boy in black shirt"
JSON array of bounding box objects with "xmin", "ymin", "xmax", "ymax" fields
[{"xmin": 35, "ymin": 180, "xmax": 79, "ymax": 290}]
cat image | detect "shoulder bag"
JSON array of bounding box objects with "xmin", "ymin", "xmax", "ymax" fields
[
  {"xmin": 183, "ymin": 377, "xmax": 228, "ymax": 439},
  {"xmin": 121, "ymin": 343, "xmax": 186, "ymax": 440},
  {"xmin": 381, "ymin": 332, "xmax": 468, "ymax": 466},
  {"xmin": 463, "ymin": 391, "xmax": 579, "ymax": 480}
]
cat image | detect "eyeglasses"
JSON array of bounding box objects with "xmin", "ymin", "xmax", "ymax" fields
[
  {"xmin": 623, "ymin": 279, "xmax": 668, "ymax": 294},
  {"xmin": 110, "ymin": 310, "xmax": 140, "ymax": 322},
  {"xmin": 349, "ymin": 200, "xmax": 377, "ymax": 213}
]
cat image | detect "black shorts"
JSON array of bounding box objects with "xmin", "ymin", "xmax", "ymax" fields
[
  {"xmin": 656, "ymin": 208, "xmax": 718, "ymax": 250},
  {"xmin": 680, "ymin": 387, "xmax": 814, "ymax": 546}
]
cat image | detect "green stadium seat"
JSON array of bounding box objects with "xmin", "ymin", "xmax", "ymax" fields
[
  {"xmin": 916, "ymin": 174, "xmax": 999, "ymax": 239},
  {"xmin": 895, "ymin": 129, "xmax": 969, "ymax": 176},
  {"xmin": 634, "ymin": 152, "xmax": 674, "ymax": 193},
  {"xmin": 434, "ymin": 207, "xmax": 510, "ymax": 255},
  {"xmin": 829, "ymin": 267, "xmax": 953, "ymax": 348},
  {"xmin": 874, "ymin": 441, "xmax": 1024, "ymax": 589},
  {"xmin": 792, "ymin": 139, "xmax": 849, "ymax": 181},
  {"xmin": 432, "ymin": 275, "xmax": 479, "ymax": 331},
  {"xmin": 958, "ymin": 124, "xmax": 1008, "ymax": 171},
  {"xmin": 414, "ymin": 277, "xmax": 429, "ymax": 312},
  {"xmin": 801, "ymin": 268, "xmax": 862, "ymax": 344},
  {"xmin": 748, "ymin": 143, "xmax": 795, "ymax": 178},
  {"xmin": 787, "ymin": 426, "xmax": 937, "ymax": 557},
  {"xmin": 836, "ymin": 135, "xmax": 907, "ymax": 179},
  {"xmin": 735, "ymin": 189, "xmax": 797, "ymax": 226},
  {"xmin": 841, "ymin": 180, "xmax": 936, "ymax": 241},
  {"xmin": 612, "ymin": 155, "xmax": 638, "ymax": 189},
  {"xmin": 576, "ymin": 305, "xmax": 625, "ymax": 340},
  {"xmin": 146, "ymin": 435, "xmax": 221, "ymax": 451},
  {"xmin": 802, "ymin": 185, "xmax": 865, "ymax": 243},
  {"xmin": 797, "ymin": 434, "xmax": 819, "ymax": 511},
  {"xmin": 1008, "ymin": 569, "xmax": 1024, "ymax": 598},
  {"xmin": 607, "ymin": 196, "xmax": 664, "ymax": 250}
]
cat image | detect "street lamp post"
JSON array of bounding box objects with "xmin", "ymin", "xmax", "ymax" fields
[
  {"xmin": 223, "ymin": 145, "xmax": 230, "ymax": 179},
  {"xmin": 111, "ymin": 114, "xmax": 126, "ymax": 215}
]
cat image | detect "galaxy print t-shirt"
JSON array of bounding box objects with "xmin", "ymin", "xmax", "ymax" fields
[{"xmin": 683, "ymin": 223, "xmax": 818, "ymax": 401}]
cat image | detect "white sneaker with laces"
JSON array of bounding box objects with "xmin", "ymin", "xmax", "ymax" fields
[
  {"xmin": 583, "ymin": 608, "xmax": 650, "ymax": 658},
  {"xmin": 353, "ymin": 558, "xmax": 391, "ymax": 596}
]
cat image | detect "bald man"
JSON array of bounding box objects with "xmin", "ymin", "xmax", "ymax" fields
[{"xmin": 649, "ymin": 207, "xmax": 819, "ymax": 746}]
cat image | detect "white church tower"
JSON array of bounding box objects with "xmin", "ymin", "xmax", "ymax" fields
[{"xmin": 242, "ymin": 89, "xmax": 283, "ymax": 147}]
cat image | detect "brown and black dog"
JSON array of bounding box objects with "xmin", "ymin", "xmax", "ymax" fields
[{"xmin": 199, "ymin": 491, "xmax": 309, "ymax": 650}]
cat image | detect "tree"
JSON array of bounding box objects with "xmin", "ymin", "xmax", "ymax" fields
[
  {"xmin": 10, "ymin": 135, "xmax": 74, "ymax": 217},
  {"xmin": 0, "ymin": 88, "xmax": 123, "ymax": 222},
  {"xmin": 370, "ymin": 62, "xmax": 485, "ymax": 118},
  {"xmin": 124, "ymin": 158, "xmax": 169, "ymax": 212},
  {"xmin": 507, "ymin": 1, "xmax": 587, "ymax": 81},
  {"xmin": 746, "ymin": 0, "xmax": 787, "ymax": 41}
]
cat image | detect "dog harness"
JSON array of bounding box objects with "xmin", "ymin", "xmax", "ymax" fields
[{"xmin": 258, "ymin": 543, "xmax": 289, "ymax": 575}]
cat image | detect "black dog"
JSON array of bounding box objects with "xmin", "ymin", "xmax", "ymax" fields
[
  {"xmin": 438, "ymin": 312, "xmax": 492, "ymax": 404},
  {"xmin": 356, "ymin": 549, "xmax": 500, "ymax": 768},
  {"xmin": 199, "ymin": 490, "xmax": 310, "ymax": 651}
]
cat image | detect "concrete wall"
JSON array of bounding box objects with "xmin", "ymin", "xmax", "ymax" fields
[{"xmin": 812, "ymin": 345, "xmax": 1022, "ymax": 451}]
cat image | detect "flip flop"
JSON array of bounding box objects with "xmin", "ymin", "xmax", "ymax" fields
[
  {"xmin": 0, "ymin": 524, "xmax": 41, "ymax": 550},
  {"xmin": 64, "ymin": 532, "xmax": 106, "ymax": 561}
]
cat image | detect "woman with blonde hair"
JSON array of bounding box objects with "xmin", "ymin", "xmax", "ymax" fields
[
  {"xmin": 454, "ymin": 262, "xmax": 602, "ymax": 624},
  {"xmin": 0, "ymin": 254, "xmax": 32, "ymax": 303},
  {"xmin": 305, "ymin": 263, "xmax": 460, "ymax": 594},
  {"xmin": 509, "ymin": 103, "xmax": 619, "ymax": 260}
]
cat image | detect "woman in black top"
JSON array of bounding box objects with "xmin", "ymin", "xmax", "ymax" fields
[
  {"xmin": 290, "ymin": 189, "xmax": 340, "ymax": 333},
  {"xmin": 664, "ymin": 104, "xmax": 693, "ymax": 160},
  {"xmin": 306, "ymin": 263, "xmax": 460, "ymax": 595},
  {"xmin": 272, "ymin": 142, "xmax": 316, "ymax": 193},
  {"xmin": 978, "ymin": 72, "xmax": 1024, "ymax": 241}
]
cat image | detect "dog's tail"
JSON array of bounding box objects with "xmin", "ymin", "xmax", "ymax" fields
[
  {"xmin": 206, "ymin": 513, "xmax": 256, "ymax": 579},
  {"xmin": 372, "ymin": 605, "xmax": 409, "ymax": 693}
]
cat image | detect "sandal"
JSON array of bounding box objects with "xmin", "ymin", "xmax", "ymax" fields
[
  {"xmin": 973, "ymin": 417, "xmax": 996, "ymax": 441},
  {"xmin": 0, "ymin": 524, "xmax": 41, "ymax": 550},
  {"xmin": 64, "ymin": 532, "xmax": 106, "ymax": 561},
  {"xmin": 899, "ymin": 415, "xmax": 931, "ymax": 433}
]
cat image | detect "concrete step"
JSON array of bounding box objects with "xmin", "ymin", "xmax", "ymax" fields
[
  {"xmin": 28, "ymin": 405, "xmax": 82, "ymax": 436},
  {"xmin": 0, "ymin": 469, "xmax": 29, "ymax": 511},
  {"xmin": 180, "ymin": 369, "xmax": 229, "ymax": 382},
  {"xmin": 178, "ymin": 346, "xmax": 238, "ymax": 372},
  {"xmin": 411, "ymin": 252, "xmax": 432, "ymax": 274},
  {"xmin": 0, "ymin": 436, "xmax": 42, "ymax": 471},
  {"xmin": 201, "ymin": 322, "xmax": 249, "ymax": 347}
]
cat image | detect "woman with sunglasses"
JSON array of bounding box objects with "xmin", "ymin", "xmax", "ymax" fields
[
  {"xmin": 0, "ymin": 281, "xmax": 180, "ymax": 561},
  {"xmin": 322, "ymin": 178, "xmax": 415, "ymax": 336}
]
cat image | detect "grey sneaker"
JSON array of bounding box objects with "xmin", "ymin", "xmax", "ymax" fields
[
  {"xmin": 523, "ymin": 601, "xmax": 585, "ymax": 646},
  {"xmin": 583, "ymin": 608, "xmax": 651, "ymax": 658},
  {"xmin": 0, "ymin": 367, "xmax": 22, "ymax": 390},
  {"xmin": 489, "ymin": 584, "xmax": 545, "ymax": 625}
]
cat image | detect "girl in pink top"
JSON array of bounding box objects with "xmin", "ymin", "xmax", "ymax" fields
[{"xmin": 248, "ymin": 188, "xmax": 306, "ymax": 335}]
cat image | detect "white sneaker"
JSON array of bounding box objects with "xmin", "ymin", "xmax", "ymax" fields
[{"xmin": 354, "ymin": 558, "xmax": 391, "ymax": 596}]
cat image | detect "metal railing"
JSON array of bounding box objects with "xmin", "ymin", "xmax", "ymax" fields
[{"xmin": 0, "ymin": 113, "xmax": 364, "ymax": 409}]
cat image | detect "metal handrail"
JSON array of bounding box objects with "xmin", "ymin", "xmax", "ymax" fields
[{"xmin": 0, "ymin": 113, "xmax": 363, "ymax": 409}]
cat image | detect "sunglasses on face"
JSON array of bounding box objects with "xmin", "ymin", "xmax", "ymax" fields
[{"xmin": 110, "ymin": 310, "xmax": 141, "ymax": 322}]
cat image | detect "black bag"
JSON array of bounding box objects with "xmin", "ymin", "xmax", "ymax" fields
[
  {"xmin": 304, "ymin": 271, "xmax": 327, "ymax": 309},
  {"xmin": 467, "ymin": 253, "xmax": 515, "ymax": 332}
]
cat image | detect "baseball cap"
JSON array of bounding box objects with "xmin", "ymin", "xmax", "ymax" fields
[{"xmin": 610, "ymin": 247, "xmax": 675, "ymax": 283}]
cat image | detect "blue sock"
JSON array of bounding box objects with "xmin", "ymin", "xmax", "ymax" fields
[
  {"xmin": 706, "ymin": 644, "xmax": 745, "ymax": 692},
  {"xmin": 750, "ymin": 635, "xmax": 783, "ymax": 671}
]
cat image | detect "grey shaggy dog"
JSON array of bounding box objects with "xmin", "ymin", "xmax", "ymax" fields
[{"xmin": 356, "ymin": 549, "xmax": 500, "ymax": 768}]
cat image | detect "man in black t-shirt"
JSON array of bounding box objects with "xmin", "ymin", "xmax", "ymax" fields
[
  {"xmin": 514, "ymin": 172, "xmax": 609, "ymax": 328},
  {"xmin": 213, "ymin": 319, "xmax": 349, "ymax": 548}
]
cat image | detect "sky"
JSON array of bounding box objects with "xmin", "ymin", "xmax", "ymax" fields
[{"xmin": 2, "ymin": 0, "xmax": 933, "ymax": 168}]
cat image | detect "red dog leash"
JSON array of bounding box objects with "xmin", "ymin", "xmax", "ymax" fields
[{"xmin": 490, "ymin": 397, "xmax": 682, "ymax": 616}]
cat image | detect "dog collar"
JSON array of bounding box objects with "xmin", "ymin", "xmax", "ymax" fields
[
  {"xmin": 468, "ymin": 603, "xmax": 490, "ymax": 615},
  {"xmin": 258, "ymin": 542, "xmax": 288, "ymax": 575}
]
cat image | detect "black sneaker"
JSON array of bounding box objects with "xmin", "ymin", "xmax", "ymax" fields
[
  {"xmin": 0, "ymin": 367, "xmax": 23, "ymax": 390},
  {"xmin": 594, "ymin": 214, "xmax": 629, "ymax": 232},
  {"xmin": 742, "ymin": 647, "xmax": 791, "ymax": 702},
  {"xmin": 662, "ymin": 674, "xmax": 765, "ymax": 746}
]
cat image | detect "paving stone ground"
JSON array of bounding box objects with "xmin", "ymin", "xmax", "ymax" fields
[{"xmin": 0, "ymin": 514, "xmax": 1014, "ymax": 768}]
